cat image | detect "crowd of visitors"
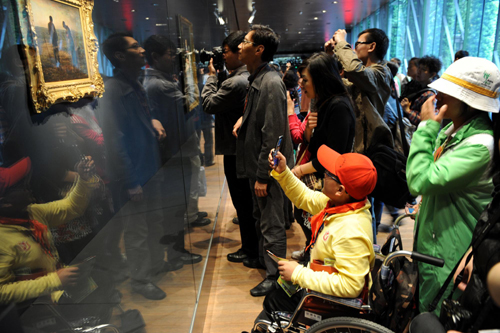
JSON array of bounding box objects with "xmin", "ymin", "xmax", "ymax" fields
[{"xmin": 0, "ymin": 16, "xmax": 499, "ymax": 333}]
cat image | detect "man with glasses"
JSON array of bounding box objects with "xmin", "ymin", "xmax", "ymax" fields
[
  {"xmin": 249, "ymin": 145, "xmax": 376, "ymax": 326},
  {"xmin": 201, "ymin": 31, "xmax": 260, "ymax": 268},
  {"xmin": 325, "ymin": 28, "xmax": 393, "ymax": 154},
  {"xmin": 233, "ymin": 25, "xmax": 294, "ymax": 297}
]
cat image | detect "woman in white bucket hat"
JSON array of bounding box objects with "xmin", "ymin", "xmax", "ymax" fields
[{"xmin": 406, "ymin": 57, "xmax": 500, "ymax": 314}]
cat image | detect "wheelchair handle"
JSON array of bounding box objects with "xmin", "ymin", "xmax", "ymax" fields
[
  {"xmin": 411, "ymin": 251, "xmax": 445, "ymax": 267},
  {"xmin": 380, "ymin": 250, "xmax": 445, "ymax": 285}
]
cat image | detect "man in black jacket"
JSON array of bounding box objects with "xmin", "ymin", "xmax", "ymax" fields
[
  {"xmin": 201, "ymin": 31, "xmax": 260, "ymax": 267},
  {"xmin": 234, "ymin": 25, "xmax": 294, "ymax": 297}
]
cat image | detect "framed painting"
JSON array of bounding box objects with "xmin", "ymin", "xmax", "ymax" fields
[
  {"xmin": 12, "ymin": 0, "xmax": 103, "ymax": 113},
  {"xmin": 177, "ymin": 15, "xmax": 199, "ymax": 113}
]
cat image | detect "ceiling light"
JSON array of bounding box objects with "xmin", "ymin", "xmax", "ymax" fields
[
  {"xmin": 333, "ymin": 1, "xmax": 338, "ymax": 3},
  {"xmin": 299, "ymin": 11, "xmax": 303, "ymax": 15},
  {"xmin": 218, "ymin": 16, "xmax": 225, "ymax": 25},
  {"xmin": 248, "ymin": 8, "xmax": 256, "ymax": 23},
  {"xmin": 322, "ymin": 10, "xmax": 326, "ymax": 13},
  {"xmin": 145, "ymin": 17, "xmax": 149, "ymax": 20},
  {"xmin": 131, "ymin": 9, "xmax": 135, "ymax": 12},
  {"xmin": 298, "ymin": 32, "xmax": 302, "ymax": 34},
  {"xmin": 314, "ymin": 17, "xmax": 318, "ymax": 20}
]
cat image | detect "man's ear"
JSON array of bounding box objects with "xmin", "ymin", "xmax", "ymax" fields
[
  {"xmin": 255, "ymin": 45, "xmax": 265, "ymax": 58},
  {"xmin": 114, "ymin": 50, "xmax": 125, "ymax": 63},
  {"xmin": 367, "ymin": 42, "xmax": 377, "ymax": 54}
]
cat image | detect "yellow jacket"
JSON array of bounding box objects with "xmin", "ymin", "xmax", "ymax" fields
[
  {"xmin": 272, "ymin": 168, "xmax": 375, "ymax": 297},
  {"xmin": 0, "ymin": 177, "xmax": 92, "ymax": 304}
]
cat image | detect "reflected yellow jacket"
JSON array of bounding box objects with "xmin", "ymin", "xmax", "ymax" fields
[
  {"xmin": 0, "ymin": 177, "xmax": 92, "ymax": 304},
  {"xmin": 271, "ymin": 168, "xmax": 374, "ymax": 297}
]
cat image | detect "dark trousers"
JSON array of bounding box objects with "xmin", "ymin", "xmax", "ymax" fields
[
  {"xmin": 224, "ymin": 155, "xmax": 259, "ymax": 258},
  {"xmin": 250, "ymin": 178, "xmax": 287, "ymax": 277},
  {"xmin": 254, "ymin": 287, "xmax": 305, "ymax": 327},
  {"xmin": 294, "ymin": 207, "xmax": 312, "ymax": 248}
]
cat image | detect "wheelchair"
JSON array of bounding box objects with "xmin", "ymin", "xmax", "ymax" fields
[{"xmin": 253, "ymin": 214, "xmax": 445, "ymax": 333}]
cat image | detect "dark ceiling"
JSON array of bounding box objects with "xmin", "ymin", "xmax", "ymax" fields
[{"xmin": 92, "ymin": 0, "xmax": 388, "ymax": 55}]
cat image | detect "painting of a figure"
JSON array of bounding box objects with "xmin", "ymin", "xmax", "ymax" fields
[{"xmin": 31, "ymin": 0, "xmax": 88, "ymax": 82}]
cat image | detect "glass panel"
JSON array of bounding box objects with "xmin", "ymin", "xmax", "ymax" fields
[{"xmin": 0, "ymin": 0, "xmax": 225, "ymax": 331}]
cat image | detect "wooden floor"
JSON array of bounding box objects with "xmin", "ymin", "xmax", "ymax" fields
[{"xmin": 113, "ymin": 154, "xmax": 415, "ymax": 333}]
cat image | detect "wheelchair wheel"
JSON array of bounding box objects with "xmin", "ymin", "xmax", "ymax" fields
[{"xmin": 306, "ymin": 316, "xmax": 394, "ymax": 333}]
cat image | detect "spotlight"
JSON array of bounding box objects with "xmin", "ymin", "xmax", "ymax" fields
[{"xmin": 248, "ymin": 8, "xmax": 256, "ymax": 24}]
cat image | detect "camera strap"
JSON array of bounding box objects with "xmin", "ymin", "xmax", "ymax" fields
[{"xmin": 427, "ymin": 205, "xmax": 500, "ymax": 313}]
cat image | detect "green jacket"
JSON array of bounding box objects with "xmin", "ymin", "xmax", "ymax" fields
[{"xmin": 406, "ymin": 113, "xmax": 494, "ymax": 313}]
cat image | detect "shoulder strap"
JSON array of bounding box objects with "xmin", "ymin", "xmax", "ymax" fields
[{"xmin": 395, "ymin": 99, "xmax": 410, "ymax": 157}]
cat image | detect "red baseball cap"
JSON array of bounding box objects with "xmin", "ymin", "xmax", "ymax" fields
[
  {"xmin": 317, "ymin": 145, "xmax": 377, "ymax": 200},
  {"xmin": 0, "ymin": 157, "xmax": 32, "ymax": 196}
]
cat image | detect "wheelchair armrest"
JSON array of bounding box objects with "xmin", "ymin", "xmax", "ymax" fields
[{"xmin": 305, "ymin": 290, "xmax": 365, "ymax": 310}]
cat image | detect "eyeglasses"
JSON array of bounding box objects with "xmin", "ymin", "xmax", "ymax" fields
[
  {"xmin": 354, "ymin": 41, "xmax": 372, "ymax": 48},
  {"xmin": 325, "ymin": 170, "xmax": 342, "ymax": 184},
  {"xmin": 126, "ymin": 43, "xmax": 142, "ymax": 50},
  {"xmin": 242, "ymin": 39, "xmax": 258, "ymax": 46}
]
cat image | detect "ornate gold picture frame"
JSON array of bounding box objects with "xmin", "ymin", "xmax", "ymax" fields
[
  {"xmin": 13, "ymin": 0, "xmax": 103, "ymax": 113},
  {"xmin": 177, "ymin": 15, "xmax": 199, "ymax": 113}
]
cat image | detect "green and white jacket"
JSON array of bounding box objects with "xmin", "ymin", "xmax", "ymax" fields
[{"xmin": 406, "ymin": 112, "xmax": 494, "ymax": 314}]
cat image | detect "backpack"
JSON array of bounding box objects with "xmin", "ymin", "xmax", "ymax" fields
[
  {"xmin": 366, "ymin": 143, "xmax": 415, "ymax": 208},
  {"xmin": 370, "ymin": 227, "xmax": 419, "ymax": 332}
]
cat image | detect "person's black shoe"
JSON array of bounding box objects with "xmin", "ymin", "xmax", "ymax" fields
[
  {"xmin": 178, "ymin": 250, "xmax": 203, "ymax": 264},
  {"xmin": 131, "ymin": 282, "xmax": 166, "ymax": 300},
  {"xmin": 377, "ymin": 223, "xmax": 394, "ymax": 233},
  {"xmin": 250, "ymin": 277, "xmax": 277, "ymax": 297},
  {"xmin": 189, "ymin": 216, "xmax": 211, "ymax": 227},
  {"xmin": 197, "ymin": 211, "xmax": 208, "ymax": 218},
  {"xmin": 232, "ymin": 217, "xmax": 239, "ymax": 224},
  {"xmin": 243, "ymin": 257, "xmax": 265, "ymax": 269},
  {"xmin": 160, "ymin": 260, "xmax": 183, "ymax": 273},
  {"xmin": 227, "ymin": 249, "xmax": 248, "ymax": 262}
]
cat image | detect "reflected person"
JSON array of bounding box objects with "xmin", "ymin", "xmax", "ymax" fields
[
  {"xmin": 99, "ymin": 33, "xmax": 166, "ymax": 300},
  {"xmin": 142, "ymin": 35, "xmax": 205, "ymax": 267},
  {"xmin": 142, "ymin": 35, "xmax": 211, "ymax": 229}
]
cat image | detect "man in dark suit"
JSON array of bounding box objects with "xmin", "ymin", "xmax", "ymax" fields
[{"xmin": 234, "ymin": 25, "xmax": 294, "ymax": 297}]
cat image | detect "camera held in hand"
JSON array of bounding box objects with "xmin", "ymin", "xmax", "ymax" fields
[
  {"xmin": 200, "ymin": 47, "xmax": 224, "ymax": 71},
  {"xmin": 439, "ymin": 299, "xmax": 473, "ymax": 331}
]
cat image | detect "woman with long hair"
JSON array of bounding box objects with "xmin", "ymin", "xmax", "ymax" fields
[{"xmin": 290, "ymin": 52, "xmax": 355, "ymax": 258}]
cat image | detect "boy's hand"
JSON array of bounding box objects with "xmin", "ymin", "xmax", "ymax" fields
[
  {"xmin": 268, "ymin": 149, "xmax": 287, "ymax": 174},
  {"xmin": 278, "ymin": 261, "xmax": 299, "ymax": 282}
]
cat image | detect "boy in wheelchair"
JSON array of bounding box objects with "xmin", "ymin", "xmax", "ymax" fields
[{"xmin": 250, "ymin": 145, "xmax": 377, "ymax": 330}]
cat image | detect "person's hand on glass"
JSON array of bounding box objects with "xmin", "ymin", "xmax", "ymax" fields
[
  {"xmin": 57, "ymin": 267, "xmax": 80, "ymax": 288},
  {"xmin": 128, "ymin": 185, "xmax": 143, "ymax": 202},
  {"xmin": 76, "ymin": 157, "xmax": 94, "ymax": 181}
]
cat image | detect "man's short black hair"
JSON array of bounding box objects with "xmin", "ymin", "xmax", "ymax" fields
[
  {"xmin": 250, "ymin": 24, "xmax": 280, "ymax": 62},
  {"xmin": 418, "ymin": 55, "xmax": 442, "ymax": 74},
  {"xmin": 390, "ymin": 57, "xmax": 401, "ymax": 67},
  {"xmin": 454, "ymin": 50, "xmax": 469, "ymax": 61},
  {"xmin": 409, "ymin": 57, "xmax": 420, "ymax": 67},
  {"xmin": 102, "ymin": 32, "xmax": 133, "ymax": 68},
  {"xmin": 223, "ymin": 31, "xmax": 246, "ymax": 53},
  {"xmin": 143, "ymin": 35, "xmax": 176, "ymax": 66},
  {"xmin": 297, "ymin": 58, "xmax": 309, "ymax": 76},
  {"xmin": 359, "ymin": 28, "xmax": 389, "ymax": 60}
]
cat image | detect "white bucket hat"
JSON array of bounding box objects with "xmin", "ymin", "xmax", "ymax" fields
[{"xmin": 428, "ymin": 57, "xmax": 500, "ymax": 113}]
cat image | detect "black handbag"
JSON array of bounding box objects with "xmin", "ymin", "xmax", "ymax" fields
[{"xmin": 365, "ymin": 143, "xmax": 414, "ymax": 209}]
